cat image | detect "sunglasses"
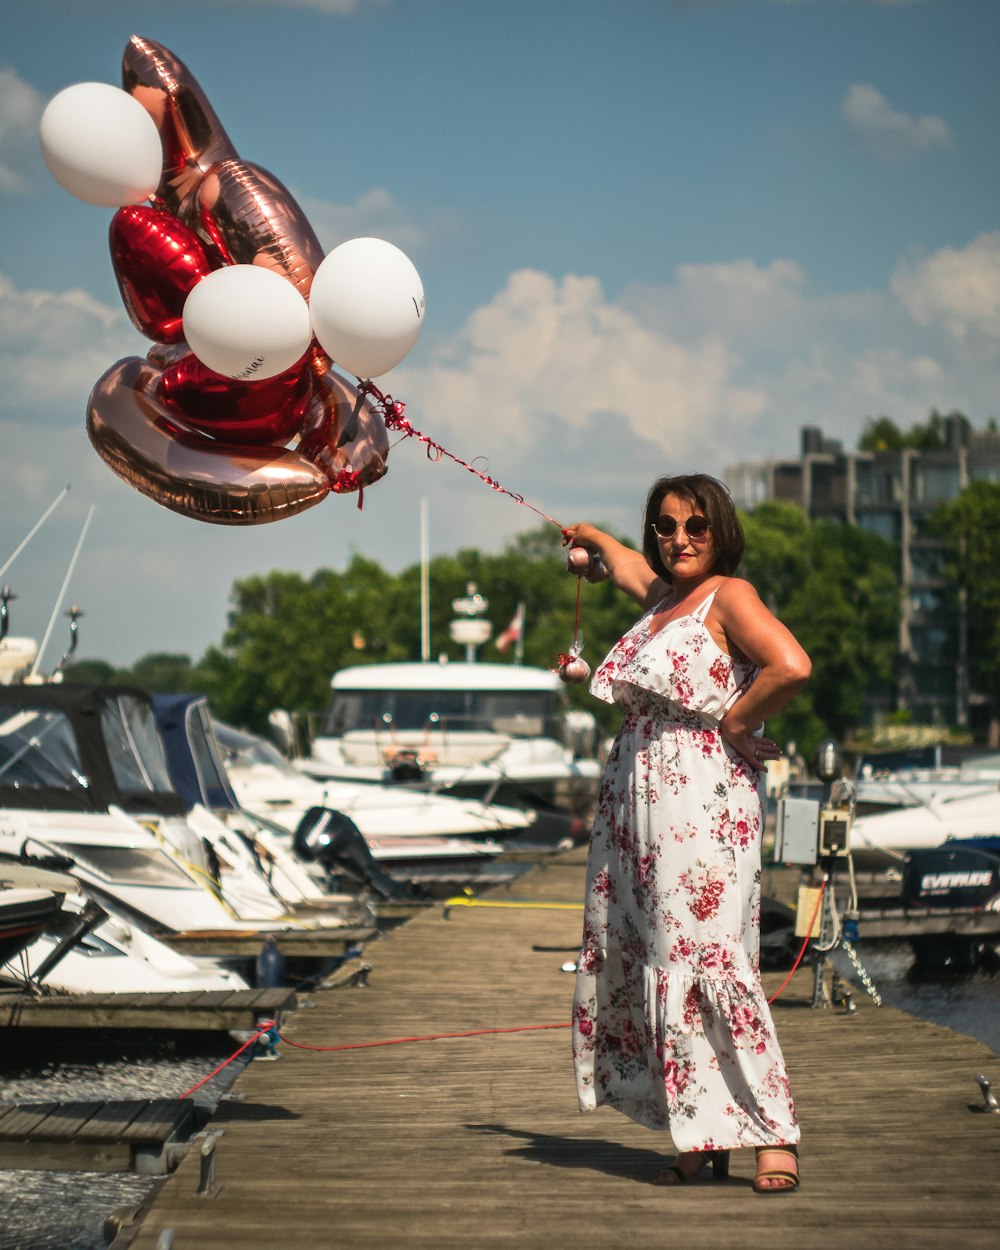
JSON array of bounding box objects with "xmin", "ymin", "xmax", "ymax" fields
[{"xmin": 652, "ymin": 514, "xmax": 711, "ymax": 541}]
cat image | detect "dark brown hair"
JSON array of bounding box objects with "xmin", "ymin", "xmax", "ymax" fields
[{"xmin": 641, "ymin": 473, "xmax": 745, "ymax": 581}]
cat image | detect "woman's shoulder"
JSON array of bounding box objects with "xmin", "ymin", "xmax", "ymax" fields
[{"xmin": 710, "ymin": 576, "xmax": 761, "ymax": 614}]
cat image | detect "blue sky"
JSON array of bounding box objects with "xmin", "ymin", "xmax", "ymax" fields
[{"xmin": 1, "ymin": 0, "xmax": 998, "ymax": 667}]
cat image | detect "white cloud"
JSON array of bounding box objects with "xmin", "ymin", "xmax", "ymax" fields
[
  {"xmin": 300, "ymin": 188, "xmax": 433, "ymax": 257},
  {"xmin": 399, "ymin": 268, "xmax": 765, "ymax": 476},
  {"xmin": 841, "ymin": 83, "xmax": 952, "ymax": 162},
  {"xmin": 0, "ymin": 66, "xmax": 45, "ymax": 193},
  {"xmin": 0, "ymin": 273, "xmax": 142, "ymax": 417},
  {"xmin": 892, "ymin": 232, "xmax": 1000, "ymax": 345}
]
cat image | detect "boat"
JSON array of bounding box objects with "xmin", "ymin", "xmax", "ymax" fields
[
  {"xmin": 0, "ymin": 856, "xmax": 249, "ymax": 994},
  {"xmin": 297, "ymin": 659, "xmax": 602, "ymax": 832},
  {"xmin": 851, "ymin": 744, "xmax": 1000, "ymax": 815},
  {"xmin": 0, "ymin": 681, "xmax": 360, "ymax": 935},
  {"xmin": 213, "ymin": 716, "xmax": 535, "ymax": 847},
  {"xmin": 0, "ymin": 884, "xmax": 65, "ymax": 966},
  {"xmin": 850, "ymin": 787, "xmax": 1000, "ymax": 868},
  {"xmin": 153, "ymin": 694, "xmax": 528, "ymax": 895}
]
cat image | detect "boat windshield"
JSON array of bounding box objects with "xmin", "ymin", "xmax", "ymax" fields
[
  {"xmin": 213, "ymin": 721, "xmax": 300, "ymax": 777},
  {"xmin": 322, "ymin": 689, "xmax": 561, "ymax": 739},
  {"xmin": 0, "ymin": 705, "xmax": 90, "ymax": 793},
  {"xmin": 61, "ymin": 843, "xmax": 198, "ymax": 889},
  {"xmin": 101, "ymin": 694, "xmax": 175, "ymax": 795}
]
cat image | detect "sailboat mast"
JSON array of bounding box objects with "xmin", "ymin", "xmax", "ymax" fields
[{"xmin": 420, "ymin": 497, "xmax": 430, "ymax": 662}]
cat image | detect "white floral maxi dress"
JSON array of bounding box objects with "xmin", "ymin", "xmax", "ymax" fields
[{"xmin": 572, "ymin": 588, "xmax": 800, "ymax": 1152}]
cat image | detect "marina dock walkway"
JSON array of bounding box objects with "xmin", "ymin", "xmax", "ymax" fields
[{"xmin": 123, "ymin": 847, "xmax": 999, "ymax": 1249}]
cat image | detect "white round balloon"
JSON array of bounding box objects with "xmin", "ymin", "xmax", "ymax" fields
[
  {"xmin": 182, "ymin": 265, "xmax": 313, "ymax": 382},
  {"xmin": 309, "ymin": 238, "xmax": 425, "ymax": 379},
  {"xmin": 40, "ymin": 82, "xmax": 163, "ymax": 208}
]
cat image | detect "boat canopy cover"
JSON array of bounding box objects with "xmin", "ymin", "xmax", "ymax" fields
[
  {"xmin": 0, "ymin": 682, "xmax": 187, "ymax": 816},
  {"xmin": 329, "ymin": 661, "xmax": 564, "ymax": 693},
  {"xmin": 153, "ymin": 694, "xmax": 240, "ymax": 813}
]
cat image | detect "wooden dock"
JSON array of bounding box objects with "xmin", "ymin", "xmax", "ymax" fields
[
  {"xmin": 115, "ymin": 846, "xmax": 999, "ymax": 1249},
  {"xmin": 0, "ymin": 1098, "xmax": 197, "ymax": 1174},
  {"xmin": 0, "ymin": 988, "xmax": 296, "ymax": 1032}
]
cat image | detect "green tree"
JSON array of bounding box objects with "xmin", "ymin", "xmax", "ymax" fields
[
  {"xmin": 857, "ymin": 409, "xmax": 967, "ymax": 452},
  {"xmin": 928, "ymin": 481, "xmax": 1000, "ymax": 726},
  {"xmin": 741, "ymin": 502, "xmax": 899, "ymax": 754}
]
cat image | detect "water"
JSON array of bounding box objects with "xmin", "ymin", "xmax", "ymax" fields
[
  {"xmin": 0, "ymin": 1032, "xmax": 252, "ymax": 1250},
  {"xmin": 835, "ymin": 940, "xmax": 1000, "ymax": 1055}
]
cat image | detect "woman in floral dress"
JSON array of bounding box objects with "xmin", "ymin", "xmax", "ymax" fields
[{"xmin": 565, "ymin": 473, "xmax": 811, "ymax": 1194}]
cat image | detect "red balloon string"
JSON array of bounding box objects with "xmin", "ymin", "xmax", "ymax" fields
[
  {"xmin": 359, "ymin": 379, "xmax": 587, "ymax": 666},
  {"xmin": 363, "ymin": 380, "xmax": 567, "ymax": 537}
]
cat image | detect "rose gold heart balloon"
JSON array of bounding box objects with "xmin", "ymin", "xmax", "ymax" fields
[
  {"xmin": 122, "ymin": 37, "xmax": 324, "ymax": 299},
  {"xmin": 122, "ymin": 35, "xmax": 237, "ymax": 219},
  {"xmin": 187, "ymin": 159, "xmax": 325, "ymax": 300},
  {"xmin": 298, "ymin": 369, "xmax": 390, "ymax": 494},
  {"xmin": 157, "ymin": 353, "xmax": 314, "ymax": 445},
  {"xmin": 110, "ymin": 205, "xmax": 216, "ymax": 342},
  {"xmin": 88, "ymin": 356, "xmax": 330, "ymax": 524}
]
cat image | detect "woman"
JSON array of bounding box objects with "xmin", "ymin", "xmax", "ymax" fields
[{"xmin": 567, "ymin": 473, "xmax": 811, "ymax": 1194}]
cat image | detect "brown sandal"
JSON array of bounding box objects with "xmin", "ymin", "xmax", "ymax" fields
[
  {"xmin": 656, "ymin": 1149, "xmax": 730, "ymax": 1185},
  {"xmin": 753, "ymin": 1145, "xmax": 800, "ymax": 1195}
]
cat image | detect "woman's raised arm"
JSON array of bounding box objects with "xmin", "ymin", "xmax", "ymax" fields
[{"xmin": 564, "ymin": 522, "xmax": 666, "ymax": 609}]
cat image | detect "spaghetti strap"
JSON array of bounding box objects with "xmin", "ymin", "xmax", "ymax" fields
[{"xmin": 691, "ymin": 588, "xmax": 719, "ymax": 623}]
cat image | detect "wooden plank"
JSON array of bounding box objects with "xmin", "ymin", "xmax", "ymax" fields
[
  {"xmin": 23, "ymin": 1101, "xmax": 106, "ymax": 1139},
  {"xmin": 0, "ymin": 987, "xmax": 299, "ymax": 1032},
  {"xmin": 0, "ymin": 1139, "xmax": 132, "ymax": 1173},
  {"xmin": 0, "ymin": 1103, "xmax": 60, "ymax": 1137},
  {"xmin": 122, "ymin": 1100, "xmax": 195, "ymax": 1142},
  {"xmin": 75, "ymin": 1100, "xmax": 157, "ymax": 1142}
]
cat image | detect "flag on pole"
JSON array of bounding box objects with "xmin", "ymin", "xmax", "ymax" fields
[{"xmin": 495, "ymin": 602, "xmax": 524, "ymax": 655}]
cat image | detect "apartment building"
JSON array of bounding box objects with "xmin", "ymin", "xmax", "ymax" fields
[{"xmin": 725, "ymin": 415, "xmax": 1000, "ymax": 729}]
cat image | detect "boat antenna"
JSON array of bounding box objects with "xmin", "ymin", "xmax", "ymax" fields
[
  {"xmin": 0, "ymin": 484, "xmax": 70, "ymax": 580},
  {"xmin": 31, "ymin": 504, "xmax": 94, "ymax": 679}
]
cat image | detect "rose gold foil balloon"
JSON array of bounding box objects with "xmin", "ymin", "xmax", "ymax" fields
[
  {"xmin": 110, "ymin": 205, "xmax": 216, "ymax": 342},
  {"xmin": 188, "ymin": 159, "xmax": 325, "ymax": 300},
  {"xmin": 559, "ymin": 656, "xmax": 592, "ymax": 685},
  {"xmin": 121, "ymin": 35, "xmax": 237, "ymax": 219},
  {"xmin": 122, "ymin": 37, "xmax": 323, "ymax": 299},
  {"xmin": 298, "ymin": 369, "xmax": 390, "ymax": 494},
  {"xmin": 88, "ymin": 357, "xmax": 330, "ymax": 525},
  {"xmin": 157, "ymin": 353, "xmax": 314, "ymax": 445}
]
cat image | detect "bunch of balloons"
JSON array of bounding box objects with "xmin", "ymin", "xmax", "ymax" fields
[{"xmin": 40, "ymin": 36, "xmax": 425, "ymax": 525}]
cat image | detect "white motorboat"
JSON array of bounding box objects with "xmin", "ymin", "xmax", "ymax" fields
[
  {"xmin": 153, "ymin": 696, "xmax": 516, "ymax": 895},
  {"xmin": 213, "ymin": 719, "xmax": 534, "ymax": 850},
  {"xmin": 851, "ymin": 787, "xmax": 1000, "ymax": 866},
  {"xmin": 0, "ymin": 882, "xmax": 65, "ymax": 966},
  {"xmin": 0, "ymin": 858, "xmax": 248, "ymax": 994},
  {"xmin": 0, "ymin": 682, "xmax": 360, "ymax": 934},
  {"xmin": 298, "ymin": 660, "xmax": 602, "ymax": 824}
]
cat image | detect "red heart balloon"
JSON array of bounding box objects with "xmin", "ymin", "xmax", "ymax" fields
[
  {"xmin": 110, "ymin": 206, "xmax": 216, "ymax": 342},
  {"xmin": 156, "ymin": 353, "xmax": 313, "ymax": 445}
]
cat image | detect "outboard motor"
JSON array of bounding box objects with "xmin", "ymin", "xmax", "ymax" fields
[
  {"xmin": 292, "ymin": 807, "xmax": 416, "ymax": 901},
  {"xmin": 904, "ymin": 839, "xmax": 1000, "ymax": 974},
  {"xmin": 902, "ymin": 840, "xmax": 1000, "ymax": 910}
]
